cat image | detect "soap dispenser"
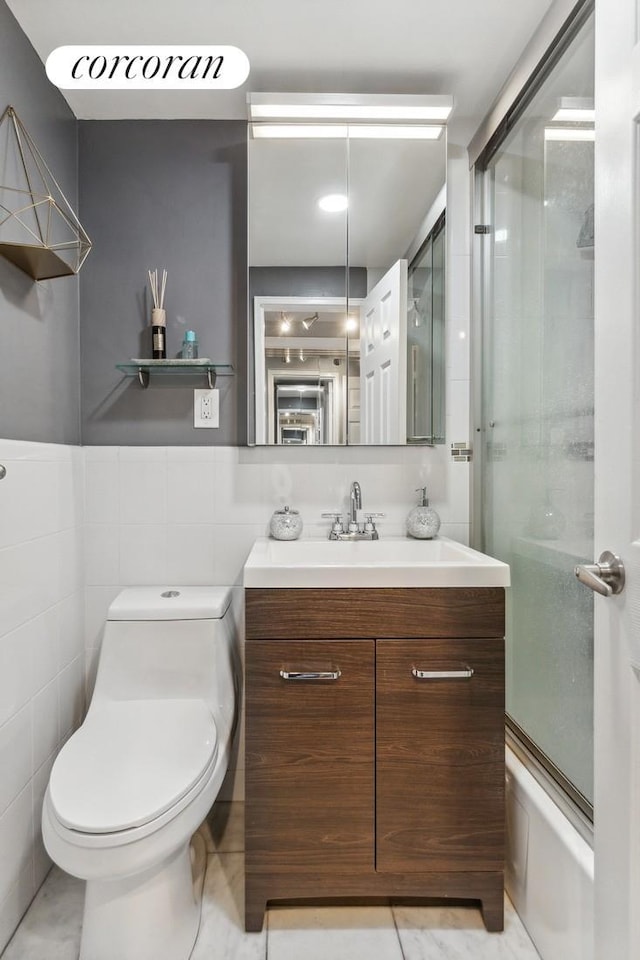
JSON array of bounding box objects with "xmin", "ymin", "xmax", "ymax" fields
[{"xmin": 407, "ymin": 487, "xmax": 441, "ymax": 539}]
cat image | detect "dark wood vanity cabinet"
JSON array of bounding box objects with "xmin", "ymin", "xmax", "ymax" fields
[{"xmin": 245, "ymin": 587, "xmax": 506, "ymax": 934}]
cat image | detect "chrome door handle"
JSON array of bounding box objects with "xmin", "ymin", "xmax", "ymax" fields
[
  {"xmin": 412, "ymin": 667, "xmax": 474, "ymax": 680},
  {"xmin": 574, "ymin": 551, "xmax": 625, "ymax": 597},
  {"xmin": 279, "ymin": 669, "xmax": 341, "ymax": 681}
]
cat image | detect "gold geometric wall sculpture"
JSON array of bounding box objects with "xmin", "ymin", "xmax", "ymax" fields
[{"xmin": 0, "ymin": 105, "xmax": 92, "ymax": 281}]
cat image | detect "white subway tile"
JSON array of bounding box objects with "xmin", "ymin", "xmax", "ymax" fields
[
  {"xmin": 84, "ymin": 586, "xmax": 120, "ymax": 649},
  {"xmin": 0, "ymin": 621, "xmax": 34, "ymax": 728},
  {"xmin": 84, "ymin": 459, "xmax": 119, "ymax": 524},
  {"xmin": 30, "ymin": 610, "xmax": 58, "ymax": 697},
  {"xmin": 119, "ymin": 447, "xmax": 167, "ymax": 462},
  {"xmin": 84, "ymin": 524, "xmax": 119, "ymax": 586},
  {"xmin": 0, "ymin": 861, "xmax": 34, "ymax": 956},
  {"xmin": 212, "ymin": 525, "xmax": 264, "ymax": 586},
  {"xmin": 167, "ymin": 462, "xmax": 216, "ymax": 524},
  {"xmin": 31, "ymin": 754, "xmax": 54, "ymax": 891},
  {"xmin": 119, "ymin": 524, "xmax": 167, "ymax": 585},
  {"xmin": 213, "ymin": 458, "xmax": 267, "ymax": 525},
  {"xmin": 31, "ymin": 681, "xmax": 58, "ymax": 773},
  {"xmin": 119, "ymin": 460, "xmax": 167, "ymax": 524},
  {"xmin": 166, "ymin": 525, "xmax": 216, "ymax": 584},
  {"xmin": 0, "ymin": 707, "xmax": 32, "ymax": 817},
  {"xmin": 56, "ymin": 593, "xmax": 84, "ymax": 671},
  {"xmin": 58, "ymin": 658, "xmax": 85, "ymax": 742},
  {"xmin": 0, "ymin": 786, "xmax": 33, "ymax": 905}
]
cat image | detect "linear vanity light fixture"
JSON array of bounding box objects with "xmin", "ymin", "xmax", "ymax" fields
[
  {"xmin": 248, "ymin": 93, "xmax": 452, "ymax": 139},
  {"xmin": 251, "ymin": 123, "xmax": 444, "ymax": 139}
]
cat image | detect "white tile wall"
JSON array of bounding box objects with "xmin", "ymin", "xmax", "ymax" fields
[{"xmin": 0, "ymin": 441, "xmax": 85, "ymax": 955}]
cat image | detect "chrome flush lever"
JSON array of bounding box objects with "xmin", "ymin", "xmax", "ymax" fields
[{"xmin": 575, "ymin": 550, "xmax": 625, "ymax": 597}]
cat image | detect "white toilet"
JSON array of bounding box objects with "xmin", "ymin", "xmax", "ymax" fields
[{"xmin": 42, "ymin": 586, "xmax": 237, "ymax": 960}]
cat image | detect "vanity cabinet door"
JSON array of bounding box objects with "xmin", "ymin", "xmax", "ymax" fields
[
  {"xmin": 246, "ymin": 639, "xmax": 375, "ymax": 873},
  {"xmin": 376, "ymin": 638, "xmax": 504, "ymax": 874}
]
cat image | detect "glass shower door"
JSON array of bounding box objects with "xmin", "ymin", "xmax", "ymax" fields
[{"xmin": 479, "ymin": 14, "xmax": 595, "ymax": 810}]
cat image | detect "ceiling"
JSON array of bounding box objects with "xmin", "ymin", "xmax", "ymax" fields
[{"xmin": 7, "ymin": 0, "xmax": 555, "ymax": 144}]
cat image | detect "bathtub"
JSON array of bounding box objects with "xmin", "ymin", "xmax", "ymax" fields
[{"xmin": 505, "ymin": 743, "xmax": 594, "ymax": 960}]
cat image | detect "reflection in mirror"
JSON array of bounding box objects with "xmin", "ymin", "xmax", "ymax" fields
[
  {"xmin": 248, "ymin": 97, "xmax": 450, "ymax": 445},
  {"xmin": 407, "ymin": 213, "xmax": 446, "ymax": 443}
]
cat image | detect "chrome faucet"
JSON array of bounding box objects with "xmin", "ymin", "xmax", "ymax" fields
[
  {"xmin": 321, "ymin": 481, "xmax": 384, "ymax": 540},
  {"xmin": 349, "ymin": 481, "xmax": 362, "ymax": 532}
]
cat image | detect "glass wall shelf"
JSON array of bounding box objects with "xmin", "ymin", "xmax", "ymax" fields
[{"xmin": 116, "ymin": 359, "xmax": 234, "ymax": 389}]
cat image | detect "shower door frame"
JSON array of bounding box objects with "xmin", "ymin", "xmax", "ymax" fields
[{"xmin": 471, "ymin": 0, "xmax": 596, "ymax": 826}]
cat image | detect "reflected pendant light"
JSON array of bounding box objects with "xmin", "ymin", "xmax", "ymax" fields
[{"xmin": 0, "ymin": 105, "xmax": 92, "ymax": 280}]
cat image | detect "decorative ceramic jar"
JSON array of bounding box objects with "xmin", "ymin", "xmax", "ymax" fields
[{"xmin": 270, "ymin": 505, "xmax": 303, "ymax": 541}]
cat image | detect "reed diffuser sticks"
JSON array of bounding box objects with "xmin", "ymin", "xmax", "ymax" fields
[
  {"xmin": 148, "ymin": 268, "xmax": 167, "ymax": 311},
  {"xmin": 148, "ymin": 267, "xmax": 167, "ymax": 359}
]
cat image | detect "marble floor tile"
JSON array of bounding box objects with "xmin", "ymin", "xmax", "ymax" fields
[
  {"xmin": 203, "ymin": 801, "xmax": 245, "ymax": 854},
  {"xmin": 191, "ymin": 853, "xmax": 265, "ymax": 960},
  {"xmin": 267, "ymin": 904, "xmax": 404, "ymax": 960},
  {"xmin": 2, "ymin": 867, "xmax": 83, "ymax": 960},
  {"xmin": 393, "ymin": 895, "xmax": 541, "ymax": 959},
  {"xmin": 3, "ymin": 856, "xmax": 542, "ymax": 960}
]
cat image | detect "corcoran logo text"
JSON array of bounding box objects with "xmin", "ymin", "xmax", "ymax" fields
[{"xmin": 46, "ymin": 46, "xmax": 250, "ymax": 90}]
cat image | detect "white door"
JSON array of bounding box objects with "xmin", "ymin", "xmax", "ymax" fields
[
  {"xmin": 592, "ymin": 0, "xmax": 640, "ymax": 955},
  {"xmin": 359, "ymin": 259, "xmax": 407, "ymax": 444}
]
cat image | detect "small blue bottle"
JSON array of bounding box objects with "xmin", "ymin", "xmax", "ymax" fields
[{"xmin": 181, "ymin": 330, "xmax": 199, "ymax": 360}]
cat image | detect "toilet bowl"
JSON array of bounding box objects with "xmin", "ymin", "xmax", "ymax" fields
[{"xmin": 42, "ymin": 586, "xmax": 237, "ymax": 960}]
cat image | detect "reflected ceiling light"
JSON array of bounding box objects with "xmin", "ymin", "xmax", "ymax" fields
[
  {"xmin": 302, "ymin": 312, "xmax": 319, "ymax": 330},
  {"xmin": 551, "ymin": 97, "xmax": 594, "ymax": 124},
  {"xmin": 248, "ymin": 93, "xmax": 453, "ymax": 123},
  {"xmin": 252, "ymin": 123, "xmax": 443, "ymax": 139},
  {"xmin": 253, "ymin": 124, "xmax": 347, "ymax": 138},
  {"xmin": 284, "ymin": 349, "xmax": 291, "ymax": 363},
  {"xmin": 318, "ymin": 194, "xmax": 348, "ymax": 213},
  {"xmin": 348, "ymin": 124, "xmax": 443, "ymax": 139},
  {"xmin": 280, "ymin": 312, "xmax": 291, "ymax": 333},
  {"xmin": 299, "ymin": 350, "xmax": 305, "ymax": 362},
  {"xmin": 345, "ymin": 316, "xmax": 358, "ymax": 333},
  {"xmin": 544, "ymin": 127, "xmax": 595, "ymax": 141}
]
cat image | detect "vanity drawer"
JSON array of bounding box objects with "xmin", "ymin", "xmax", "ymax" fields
[
  {"xmin": 375, "ymin": 637, "xmax": 505, "ymax": 873},
  {"xmin": 246, "ymin": 639, "xmax": 375, "ymax": 873}
]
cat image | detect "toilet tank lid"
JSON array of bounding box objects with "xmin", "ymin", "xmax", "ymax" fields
[{"xmin": 108, "ymin": 586, "xmax": 232, "ymax": 621}]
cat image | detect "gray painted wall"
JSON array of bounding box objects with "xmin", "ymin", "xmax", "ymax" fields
[
  {"xmin": 0, "ymin": 0, "xmax": 80, "ymax": 444},
  {"xmin": 79, "ymin": 120, "xmax": 247, "ymax": 445}
]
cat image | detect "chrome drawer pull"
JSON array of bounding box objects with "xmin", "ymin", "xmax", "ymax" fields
[
  {"xmin": 412, "ymin": 667, "xmax": 474, "ymax": 680},
  {"xmin": 279, "ymin": 669, "xmax": 342, "ymax": 681}
]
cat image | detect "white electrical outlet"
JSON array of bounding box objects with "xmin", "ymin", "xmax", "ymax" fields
[{"xmin": 194, "ymin": 389, "xmax": 219, "ymax": 428}]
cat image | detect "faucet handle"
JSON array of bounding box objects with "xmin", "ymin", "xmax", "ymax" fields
[{"xmin": 321, "ymin": 512, "xmax": 344, "ymax": 536}]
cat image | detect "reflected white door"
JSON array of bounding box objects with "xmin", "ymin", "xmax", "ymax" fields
[
  {"xmin": 359, "ymin": 259, "xmax": 407, "ymax": 443},
  {"xmin": 593, "ymin": 0, "xmax": 640, "ymax": 955}
]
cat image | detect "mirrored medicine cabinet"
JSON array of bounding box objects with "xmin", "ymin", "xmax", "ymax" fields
[{"xmin": 247, "ymin": 94, "xmax": 451, "ymax": 446}]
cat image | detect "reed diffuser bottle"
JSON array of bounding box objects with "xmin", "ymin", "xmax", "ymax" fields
[{"xmin": 148, "ymin": 268, "xmax": 167, "ymax": 359}]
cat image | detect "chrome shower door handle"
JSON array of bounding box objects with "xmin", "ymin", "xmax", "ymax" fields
[{"xmin": 575, "ymin": 550, "xmax": 625, "ymax": 596}]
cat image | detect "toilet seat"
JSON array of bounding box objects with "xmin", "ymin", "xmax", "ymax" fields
[{"xmin": 49, "ymin": 699, "xmax": 218, "ymax": 834}]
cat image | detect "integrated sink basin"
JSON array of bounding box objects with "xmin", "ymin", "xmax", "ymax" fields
[{"xmin": 244, "ymin": 536, "xmax": 510, "ymax": 588}]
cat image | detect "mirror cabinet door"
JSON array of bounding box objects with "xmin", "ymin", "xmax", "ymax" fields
[{"xmin": 248, "ymin": 129, "xmax": 447, "ymax": 445}]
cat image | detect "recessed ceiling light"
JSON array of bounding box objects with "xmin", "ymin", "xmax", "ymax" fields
[{"xmin": 318, "ymin": 194, "xmax": 348, "ymax": 213}]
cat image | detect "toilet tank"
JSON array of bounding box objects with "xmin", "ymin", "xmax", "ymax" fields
[{"xmin": 92, "ymin": 587, "xmax": 235, "ymax": 713}]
